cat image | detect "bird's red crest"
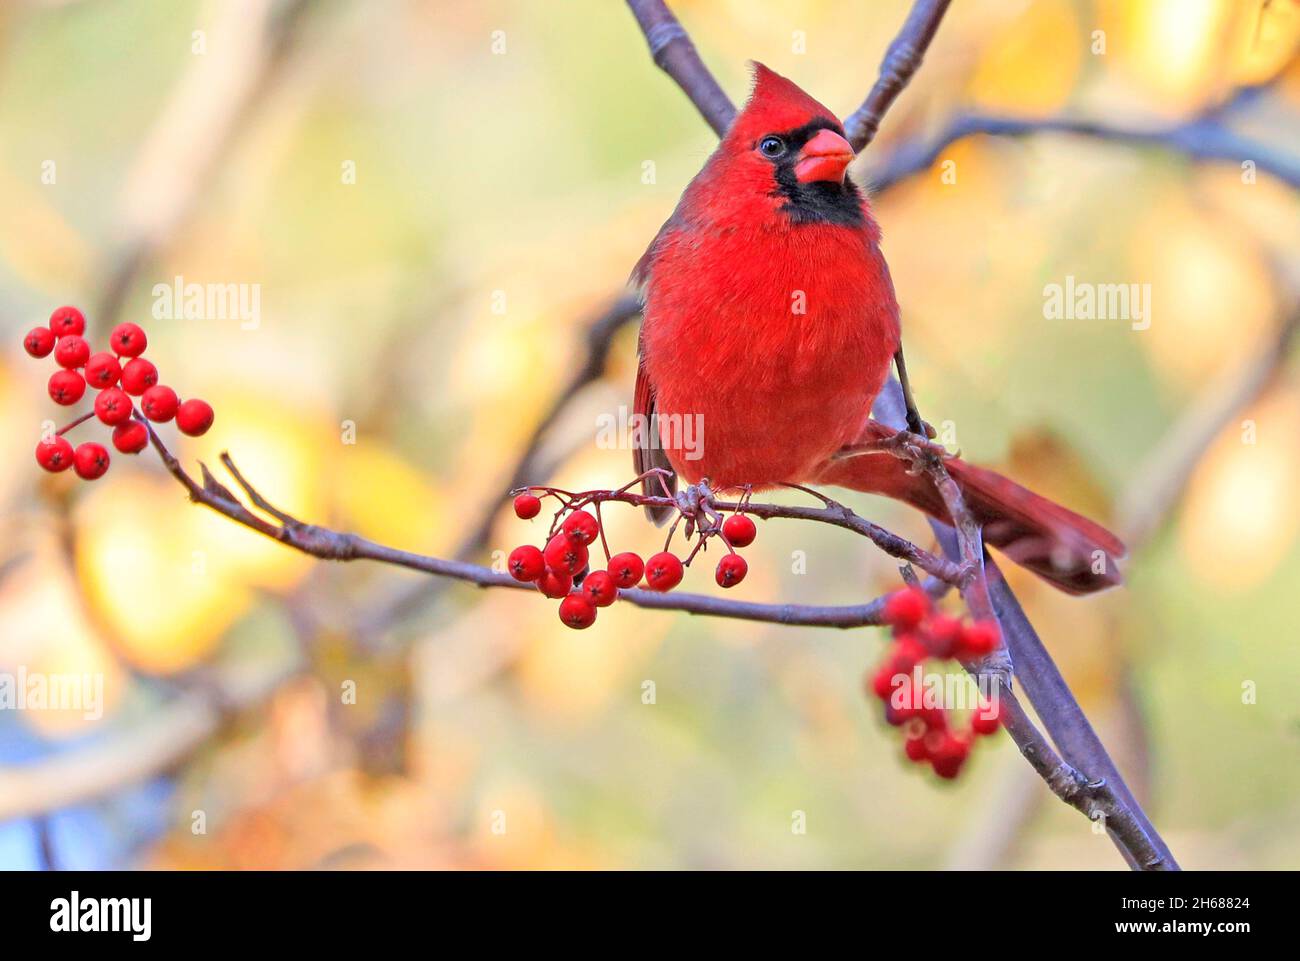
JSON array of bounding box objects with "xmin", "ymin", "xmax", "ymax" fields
[{"xmin": 724, "ymin": 62, "xmax": 843, "ymax": 146}]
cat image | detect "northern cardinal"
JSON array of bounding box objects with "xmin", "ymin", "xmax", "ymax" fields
[{"xmin": 632, "ymin": 63, "xmax": 1125, "ymax": 594}]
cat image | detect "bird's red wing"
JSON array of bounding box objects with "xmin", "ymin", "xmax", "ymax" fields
[
  {"xmin": 629, "ymin": 204, "xmax": 686, "ymax": 291},
  {"xmin": 630, "ymin": 212, "xmax": 681, "ymax": 525},
  {"xmin": 633, "ymin": 357, "xmax": 676, "ymax": 525}
]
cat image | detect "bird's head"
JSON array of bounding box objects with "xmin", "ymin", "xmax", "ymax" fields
[{"xmin": 712, "ymin": 62, "xmax": 862, "ymax": 226}]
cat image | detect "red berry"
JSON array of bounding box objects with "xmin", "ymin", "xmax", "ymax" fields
[
  {"xmin": 176, "ymin": 398, "xmax": 214, "ymax": 436},
  {"xmin": 35, "ymin": 436, "xmax": 74, "ymax": 472},
  {"xmin": 929, "ymin": 733, "xmax": 971, "ymax": 780},
  {"xmin": 543, "ymin": 533, "xmax": 588, "ymax": 575},
  {"xmin": 507, "ymin": 545, "xmax": 545, "ymax": 582},
  {"xmin": 971, "ymin": 699, "xmax": 1002, "ymax": 736},
  {"xmin": 49, "ymin": 306, "xmax": 85, "ymax": 338},
  {"xmin": 120, "ymin": 358, "xmax": 159, "ymax": 396},
  {"xmin": 536, "ymin": 568, "xmax": 573, "ymax": 599},
  {"xmin": 924, "ymin": 614, "xmax": 963, "ymax": 658},
  {"xmin": 48, "ymin": 369, "xmax": 86, "ymax": 406},
  {"xmin": 919, "ymin": 705, "xmax": 948, "ymax": 732},
  {"xmin": 109, "ymin": 322, "xmax": 147, "ymax": 357},
  {"xmin": 903, "ymin": 735, "xmax": 930, "ymax": 763},
  {"xmin": 111, "ymin": 420, "xmax": 149, "ymax": 455},
  {"xmin": 644, "ymin": 552, "xmax": 683, "ymax": 592},
  {"xmin": 957, "ymin": 620, "xmax": 1001, "ymax": 658},
  {"xmin": 889, "ymin": 636, "xmax": 930, "ymax": 674},
  {"xmin": 54, "ymin": 335, "xmax": 90, "ymax": 369},
  {"xmin": 581, "ymin": 570, "xmax": 618, "ymax": 608},
  {"xmin": 884, "ymin": 692, "xmax": 918, "ymax": 726},
  {"xmin": 871, "ymin": 664, "xmax": 903, "ymax": 700},
  {"xmin": 722, "ymin": 513, "xmax": 756, "ymax": 547},
  {"xmin": 24, "ymin": 327, "xmax": 56, "ymax": 358},
  {"xmin": 513, "ymin": 493, "xmax": 541, "ymax": 519},
  {"xmin": 606, "ymin": 552, "xmax": 644, "ymax": 588},
  {"xmin": 715, "ymin": 553, "xmax": 747, "ymax": 588},
  {"xmin": 72, "ymin": 442, "xmax": 110, "ymax": 480},
  {"xmin": 561, "ymin": 509, "xmax": 600, "ymax": 545},
  {"xmin": 883, "ymin": 587, "xmax": 929, "ymax": 630},
  {"xmin": 94, "ymin": 387, "xmax": 134, "ymax": 426},
  {"xmin": 558, "ymin": 593, "xmax": 597, "ymax": 630},
  {"xmin": 141, "ymin": 385, "xmax": 179, "ymax": 422},
  {"xmin": 84, "ymin": 352, "xmax": 122, "ymax": 389}
]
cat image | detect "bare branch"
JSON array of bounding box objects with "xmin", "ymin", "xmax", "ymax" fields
[
  {"xmin": 993, "ymin": 686, "xmax": 1171, "ymax": 869},
  {"xmin": 0, "ymin": 660, "xmax": 299, "ymax": 823},
  {"xmin": 142, "ymin": 425, "xmax": 952, "ymax": 629},
  {"xmin": 626, "ymin": 0, "xmax": 736, "ymax": 136},
  {"xmin": 843, "ymin": 0, "xmax": 953, "ymax": 151},
  {"xmin": 867, "ymin": 85, "xmax": 1300, "ymax": 192},
  {"xmin": 1118, "ymin": 305, "xmax": 1300, "ymax": 545},
  {"xmin": 983, "ymin": 563, "xmax": 1176, "ymax": 869},
  {"xmin": 95, "ymin": 0, "xmax": 317, "ymax": 335},
  {"xmin": 525, "ymin": 481, "xmax": 969, "ymax": 586}
]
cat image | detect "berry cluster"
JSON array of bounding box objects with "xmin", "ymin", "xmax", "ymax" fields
[
  {"xmin": 25, "ymin": 306, "xmax": 214, "ymax": 480},
  {"xmin": 507, "ymin": 490, "xmax": 759, "ymax": 630},
  {"xmin": 870, "ymin": 587, "xmax": 1003, "ymax": 780}
]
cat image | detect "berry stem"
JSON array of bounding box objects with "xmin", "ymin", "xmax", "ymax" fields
[
  {"xmin": 593, "ymin": 501, "xmax": 613, "ymax": 563},
  {"xmin": 662, "ymin": 511, "xmax": 683, "ymax": 554},
  {"xmin": 681, "ymin": 535, "xmax": 709, "ymax": 567},
  {"xmin": 55, "ymin": 411, "xmax": 96, "ymax": 436}
]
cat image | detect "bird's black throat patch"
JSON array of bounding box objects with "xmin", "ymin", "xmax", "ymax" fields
[{"xmin": 761, "ymin": 118, "xmax": 864, "ymax": 227}]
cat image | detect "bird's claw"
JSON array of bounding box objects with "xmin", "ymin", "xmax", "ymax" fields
[
  {"xmin": 676, "ymin": 480, "xmax": 726, "ymax": 536},
  {"xmin": 883, "ymin": 428, "xmax": 951, "ymax": 463}
]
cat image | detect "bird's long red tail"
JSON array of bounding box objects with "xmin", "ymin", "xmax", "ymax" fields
[{"xmin": 815, "ymin": 422, "xmax": 1126, "ymax": 595}]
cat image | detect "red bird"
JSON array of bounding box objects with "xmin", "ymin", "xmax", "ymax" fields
[{"xmin": 633, "ymin": 63, "xmax": 1125, "ymax": 594}]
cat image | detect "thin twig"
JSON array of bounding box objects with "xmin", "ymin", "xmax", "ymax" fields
[
  {"xmin": 518, "ymin": 482, "xmax": 968, "ymax": 586},
  {"xmin": 141, "ymin": 424, "xmax": 948, "ymax": 630},
  {"xmin": 867, "ymin": 84, "xmax": 1300, "ymax": 192},
  {"xmin": 356, "ymin": 296, "xmax": 642, "ymax": 634}
]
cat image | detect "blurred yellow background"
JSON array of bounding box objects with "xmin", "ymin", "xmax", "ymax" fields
[{"xmin": 1, "ymin": 0, "xmax": 1298, "ymax": 869}]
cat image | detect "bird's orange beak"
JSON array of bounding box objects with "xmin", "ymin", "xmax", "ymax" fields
[{"xmin": 794, "ymin": 129, "xmax": 855, "ymax": 184}]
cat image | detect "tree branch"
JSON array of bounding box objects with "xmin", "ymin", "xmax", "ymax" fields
[
  {"xmin": 1117, "ymin": 305, "xmax": 1300, "ymax": 545},
  {"xmin": 993, "ymin": 685, "xmax": 1170, "ymax": 869},
  {"xmin": 867, "ymin": 84, "xmax": 1300, "ymax": 192},
  {"xmin": 626, "ymin": 0, "xmax": 736, "ymax": 136},
  {"xmin": 355, "ymin": 295, "xmax": 643, "ymax": 635},
  {"xmin": 142, "ymin": 419, "xmax": 950, "ymax": 630},
  {"xmin": 95, "ymin": 0, "xmax": 317, "ymax": 336},
  {"xmin": 843, "ymin": 0, "xmax": 952, "ymax": 151},
  {"xmin": 871, "ymin": 383, "xmax": 1178, "ymax": 870}
]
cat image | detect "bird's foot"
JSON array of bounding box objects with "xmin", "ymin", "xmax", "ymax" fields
[
  {"xmin": 834, "ymin": 428, "xmax": 951, "ymax": 466},
  {"xmin": 675, "ymin": 479, "xmax": 725, "ymax": 539}
]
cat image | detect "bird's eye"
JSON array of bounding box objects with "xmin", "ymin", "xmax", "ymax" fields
[{"xmin": 758, "ymin": 136, "xmax": 786, "ymax": 158}]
